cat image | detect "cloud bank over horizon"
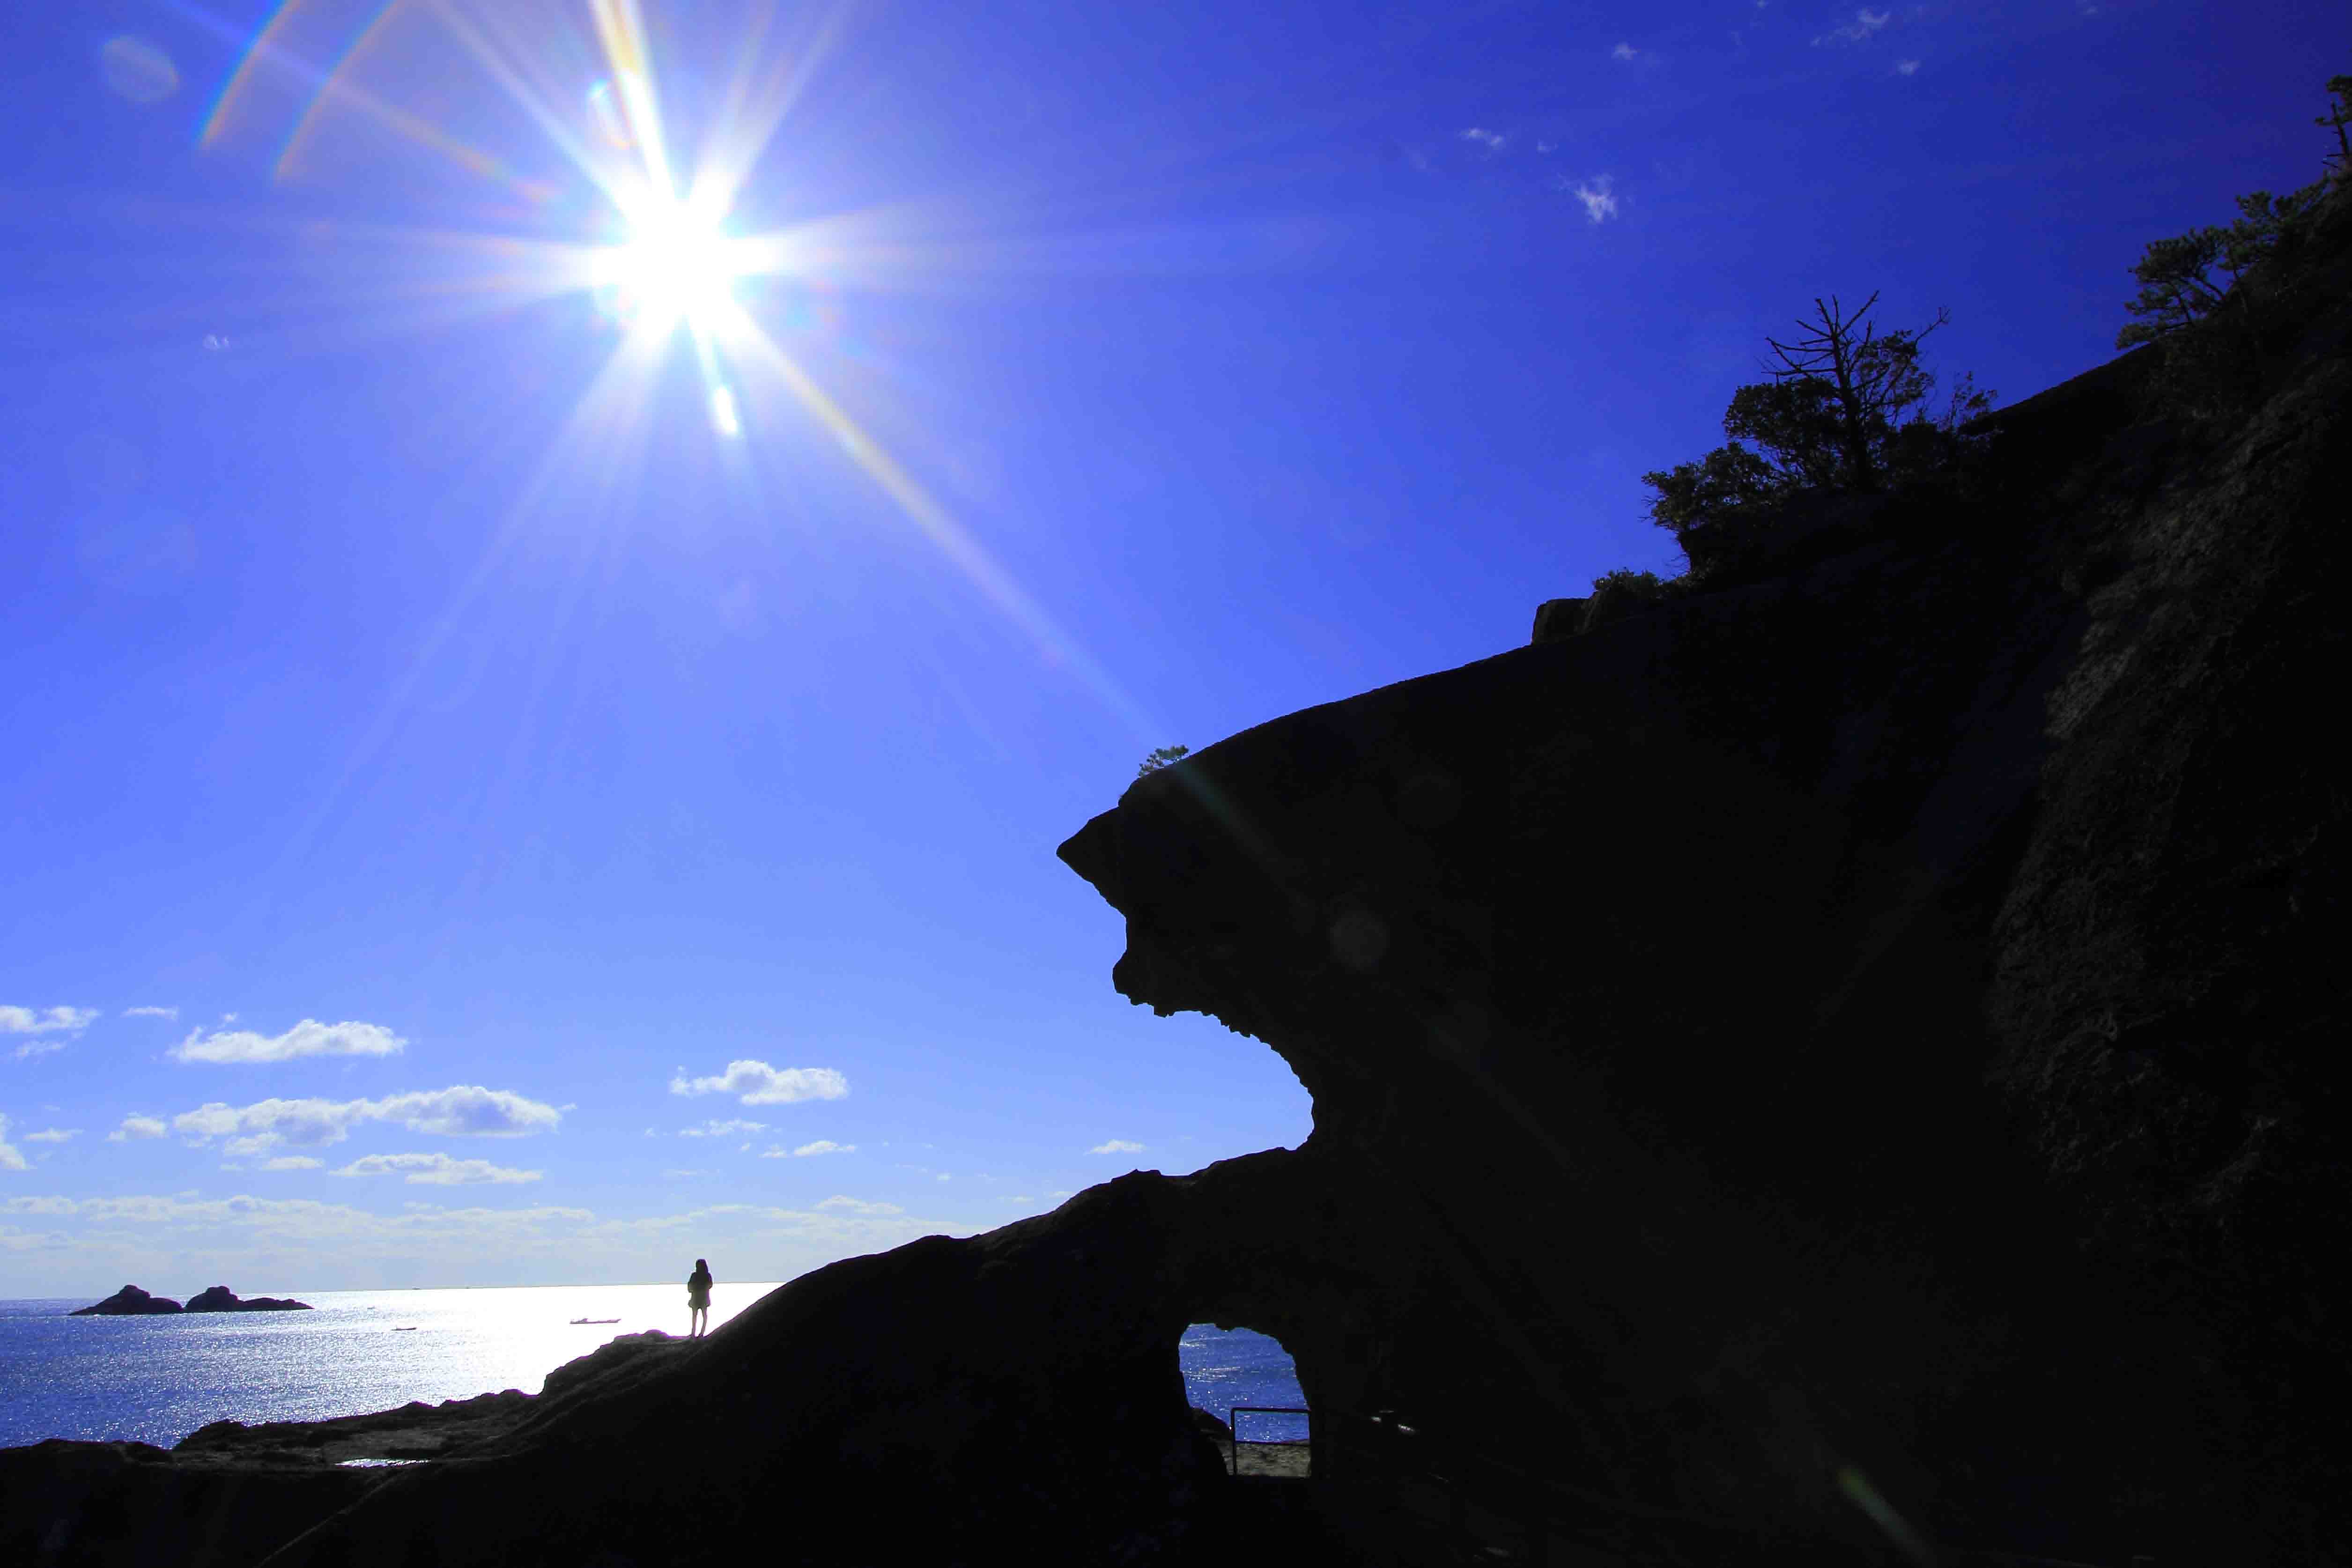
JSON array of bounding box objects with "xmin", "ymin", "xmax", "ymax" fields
[{"xmin": 0, "ymin": 1190, "xmax": 972, "ymax": 1295}]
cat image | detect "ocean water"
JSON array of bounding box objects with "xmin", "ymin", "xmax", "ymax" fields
[
  {"xmin": 0, "ymin": 1289, "xmax": 1306, "ymax": 1449},
  {"xmin": 1177, "ymin": 1322, "xmax": 1310, "ymax": 1443}
]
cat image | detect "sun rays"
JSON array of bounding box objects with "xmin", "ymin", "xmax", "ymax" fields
[
  {"xmin": 199, "ymin": 0, "xmax": 830, "ymax": 439},
  {"xmin": 192, "ymin": 0, "xmax": 932, "ymax": 508},
  {"xmin": 182, "ymin": 0, "xmax": 1163, "ymax": 850}
]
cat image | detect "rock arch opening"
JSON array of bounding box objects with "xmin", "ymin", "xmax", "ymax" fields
[{"xmin": 1179, "ymin": 1321, "xmax": 1310, "ymax": 1477}]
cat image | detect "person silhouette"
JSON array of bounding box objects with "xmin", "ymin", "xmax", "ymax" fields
[{"xmin": 686, "ymin": 1257, "xmax": 713, "ymax": 1338}]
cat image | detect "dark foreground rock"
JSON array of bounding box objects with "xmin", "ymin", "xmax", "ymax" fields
[
  {"xmin": 0, "ymin": 1334, "xmax": 701, "ymax": 1568},
  {"xmin": 70, "ymin": 1286, "xmax": 181, "ymax": 1316},
  {"xmin": 183, "ymin": 1287, "xmax": 311, "ymax": 1313},
  {"xmin": 8, "ymin": 181, "xmax": 2347, "ymax": 1568},
  {"xmin": 0, "ymin": 1441, "xmax": 382, "ymax": 1568}
]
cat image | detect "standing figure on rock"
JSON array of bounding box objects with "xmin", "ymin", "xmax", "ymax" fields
[{"xmin": 686, "ymin": 1257, "xmax": 713, "ymax": 1338}]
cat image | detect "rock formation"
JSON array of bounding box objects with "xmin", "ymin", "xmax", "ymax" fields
[
  {"xmin": 67, "ymin": 1284, "xmax": 313, "ymax": 1315},
  {"xmin": 184, "ymin": 1286, "xmax": 312, "ymax": 1313},
  {"xmin": 7, "ymin": 181, "xmax": 2346, "ymax": 1568},
  {"xmin": 70, "ymin": 1286, "xmax": 183, "ymax": 1316},
  {"xmin": 1052, "ymin": 187, "xmax": 2352, "ymax": 1563}
]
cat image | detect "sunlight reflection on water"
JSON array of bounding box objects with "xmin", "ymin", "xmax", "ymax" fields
[
  {"xmin": 1180, "ymin": 1324, "xmax": 1309, "ymax": 1443},
  {"xmin": 0, "ymin": 1294, "xmax": 1307, "ymax": 1450},
  {"xmin": 0, "ymin": 1283, "xmax": 766, "ymax": 1448}
]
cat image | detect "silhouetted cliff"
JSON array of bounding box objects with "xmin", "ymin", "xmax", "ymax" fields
[{"xmin": 1058, "ymin": 180, "xmax": 2352, "ymax": 1561}]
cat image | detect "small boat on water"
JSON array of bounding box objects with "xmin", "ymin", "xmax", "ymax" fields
[
  {"xmin": 569, "ymin": 1317, "xmax": 620, "ymax": 1324},
  {"xmin": 392, "ymin": 1326, "xmax": 418, "ymax": 1332}
]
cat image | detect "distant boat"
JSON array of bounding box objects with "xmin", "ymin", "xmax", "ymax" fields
[
  {"xmin": 392, "ymin": 1326, "xmax": 418, "ymax": 1332},
  {"xmin": 569, "ymin": 1317, "xmax": 621, "ymax": 1325}
]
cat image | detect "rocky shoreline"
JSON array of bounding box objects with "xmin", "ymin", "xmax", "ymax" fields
[{"xmin": 0, "ymin": 1331, "xmax": 696, "ymax": 1567}]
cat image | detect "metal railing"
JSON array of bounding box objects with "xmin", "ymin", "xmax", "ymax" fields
[{"xmin": 1225, "ymin": 1405, "xmax": 1311, "ymax": 1479}]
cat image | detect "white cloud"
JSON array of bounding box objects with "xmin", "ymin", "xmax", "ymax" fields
[
  {"xmin": 1090, "ymin": 1139, "xmax": 1146, "ymax": 1154},
  {"xmin": 7, "ymin": 1006, "xmax": 96, "ymax": 1059},
  {"xmin": 668, "ymin": 1060, "xmax": 848, "ymax": 1106},
  {"xmin": 1565, "ymin": 174, "xmax": 1620, "ymax": 223},
  {"xmin": 1458, "ymin": 126, "xmax": 1507, "ymax": 151},
  {"xmin": 0, "ymin": 1115, "xmax": 23, "ymax": 1171},
  {"xmin": 171, "ymin": 1086, "xmax": 561, "ymax": 1152},
  {"xmin": 761, "ymin": 1139, "xmax": 854, "ymax": 1159},
  {"xmin": 24, "ymin": 1128, "xmax": 79, "ymax": 1145},
  {"xmin": 1612, "ymin": 42, "xmax": 1639, "ymax": 60},
  {"xmin": 1812, "ymin": 8, "xmax": 1890, "ymax": 44},
  {"xmin": 815, "ymin": 1195, "xmax": 903, "ymax": 1215},
  {"xmin": 334, "ymin": 1151, "xmax": 541, "ymax": 1186},
  {"xmin": 172, "ymin": 1019, "xmax": 406, "ymax": 1065},
  {"xmin": 123, "ymin": 1006, "xmax": 178, "ymax": 1020},
  {"xmin": 1, "ymin": 1006, "xmax": 97, "ymax": 1036},
  {"xmin": 1894, "ymin": 58, "xmax": 1920, "ymax": 74},
  {"xmin": 678, "ymin": 1118, "xmax": 766, "ymax": 1139},
  {"xmin": 109, "ymin": 1115, "xmax": 168, "ymax": 1142},
  {"xmin": 262, "ymin": 1155, "xmax": 322, "ymax": 1171}
]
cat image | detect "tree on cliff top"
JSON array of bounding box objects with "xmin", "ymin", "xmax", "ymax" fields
[
  {"xmin": 1749, "ymin": 292, "xmax": 1942, "ymax": 492},
  {"xmin": 2117, "ymin": 73, "xmax": 2347, "ymax": 353},
  {"xmin": 2320, "ymin": 74, "xmax": 2352, "ymax": 181},
  {"xmin": 1642, "ymin": 294, "xmax": 1990, "ymax": 559},
  {"xmin": 2115, "ymin": 186, "xmax": 2327, "ymax": 350}
]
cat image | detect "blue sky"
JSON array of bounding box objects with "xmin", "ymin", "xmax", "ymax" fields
[{"xmin": 2, "ymin": 0, "xmax": 2342, "ymax": 1294}]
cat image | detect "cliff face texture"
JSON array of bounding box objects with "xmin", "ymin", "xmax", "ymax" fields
[
  {"xmin": 1058, "ymin": 195, "xmax": 2352, "ymax": 1560},
  {"xmin": 9, "ymin": 198, "xmax": 2344, "ymax": 1568}
]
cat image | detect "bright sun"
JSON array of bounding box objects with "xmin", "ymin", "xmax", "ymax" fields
[{"xmin": 612, "ymin": 195, "xmax": 740, "ymax": 332}]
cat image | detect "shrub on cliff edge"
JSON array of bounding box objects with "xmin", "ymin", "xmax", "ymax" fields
[
  {"xmin": 1640, "ymin": 293, "xmax": 1991, "ymax": 574},
  {"xmin": 2116, "ymin": 71, "xmax": 2349, "ymax": 418}
]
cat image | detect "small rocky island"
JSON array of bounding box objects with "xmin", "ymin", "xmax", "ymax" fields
[
  {"xmin": 70, "ymin": 1286, "xmax": 182, "ymax": 1316},
  {"xmin": 71, "ymin": 1285, "xmax": 312, "ymax": 1316},
  {"xmin": 186, "ymin": 1286, "xmax": 312, "ymax": 1314}
]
